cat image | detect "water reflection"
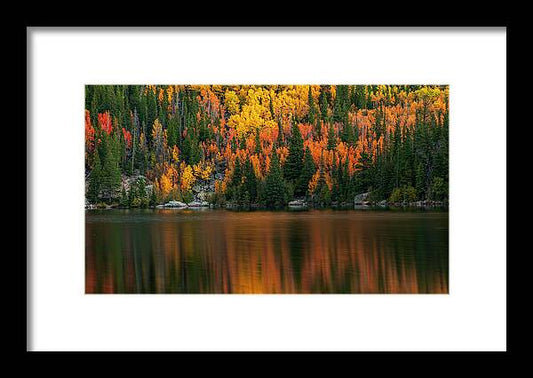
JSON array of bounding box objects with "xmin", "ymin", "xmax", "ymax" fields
[{"xmin": 86, "ymin": 209, "xmax": 448, "ymax": 294}]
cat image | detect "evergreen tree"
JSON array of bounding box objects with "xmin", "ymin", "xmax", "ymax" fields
[
  {"xmin": 128, "ymin": 183, "xmax": 137, "ymax": 207},
  {"xmin": 327, "ymin": 124, "xmax": 337, "ymax": 150},
  {"xmin": 119, "ymin": 185, "xmax": 128, "ymax": 207},
  {"xmin": 87, "ymin": 151, "xmax": 102, "ymax": 203},
  {"xmin": 313, "ymin": 163, "xmax": 331, "ymax": 206},
  {"xmin": 333, "ymin": 85, "xmax": 349, "ymax": 123},
  {"xmin": 307, "ymin": 85, "xmax": 317, "ymax": 125},
  {"xmin": 284, "ymin": 122, "xmax": 304, "ymax": 182},
  {"xmin": 100, "ymin": 136, "xmax": 122, "ymax": 202},
  {"xmin": 319, "ymin": 88, "xmax": 329, "ymax": 122},
  {"xmin": 265, "ymin": 150, "xmax": 285, "ymax": 208},
  {"xmin": 254, "ymin": 131, "xmax": 261, "ymax": 154},
  {"xmin": 244, "ymin": 158, "xmax": 257, "ymax": 202},
  {"xmin": 149, "ymin": 185, "xmax": 158, "ymax": 207},
  {"xmin": 296, "ymin": 147, "xmax": 316, "ymax": 197},
  {"xmin": 277, "ymin": 119, "xmax": 284, "ymax": 146}
]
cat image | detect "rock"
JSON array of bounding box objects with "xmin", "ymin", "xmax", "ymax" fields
[
  {"xmin": 378, "ymin": 200, "xmax": 388, "ymax": 206},
  {"xmin": 187, "ymin": 200, "xmax": 209, "ymax": 208},
  {"xmin": 163, "ymin": 200, "xmax": 187, "ymax": 208},
  {"xmin": 288, "ymin": 199, "xmax": 307, "ymax": 207},
  {"xmin": 354, "ymin": 192, "xmax": 369, "ymax": 205}
]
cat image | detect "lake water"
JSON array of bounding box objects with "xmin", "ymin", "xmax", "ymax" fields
[{"xmin": 85, "ymin": 209, "xmax": 448, "ymax": 294}]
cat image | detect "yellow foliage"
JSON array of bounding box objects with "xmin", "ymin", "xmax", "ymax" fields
[
  {"xmin": 227, "ymin": 86, "xmax": 277, "ymax": 138},
  {"xmin": 172, "ymin": 146, "xmax": 180, "ymax": 164},
  {"xmin": 180, "ymin": 164, "xmax": 196, "ymax": 192},
  {"xmin": 224, "ymin": 91, "xmax": 240, "ymax": 115},
  {"xmin": 159, "ymin": 174, "xmax": 173, "ymax": 199},
  {"xmin": 193, "ymin": 161, "xmax": 213, "ymax": 181}
]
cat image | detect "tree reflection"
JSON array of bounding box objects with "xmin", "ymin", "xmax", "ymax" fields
[{"xmin": 86, "ymin": 210, "xmax": 448, "ymax": 294}]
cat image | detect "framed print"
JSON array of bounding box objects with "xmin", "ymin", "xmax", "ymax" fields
[{"xmin": 27, "ymin": 27, "xmax": 507, "ymax": 351}]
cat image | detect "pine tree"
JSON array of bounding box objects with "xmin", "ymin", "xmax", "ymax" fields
[
  {"xmin": 319, "ymin": 88, "xmax": 329, "ymax": 122},
  {"xmin": 128, "ymin": 183, "xmax": 137, "ymax": 207},
  {"xmin": 284, "ymin": 122, "xmax": 304, "ymax": 182},
  {"xmin": 120, "ymin": 185, "xmax": 128, "ymax": 207},
  {"xmin": 244, "ymin": 157, "xmax": 257, "ymax": 202},
  {"xmin": 265, "ymin": 149, "xmax": 285, "ymax": 208},
  {"xmin": 327, "ymin": 124, "xmax": 337, "ymax": 150},
  {"xmin": 307, "ymin": 85, "xmax": 316, "ymax": 125},
  {"xmin": 149, "ymin": 185, "xmax": 158, "ymax": 207},
  {"xmin": 87, "ymin": 151, "xmax": 102, "ymax": 203},
  {"xmin": 100, "ymin": 135, "xmax": 122, "ymax": 202},
  {"xmin": 254, "ymin": 131, "xmax": 261, "ymax": 154},
  {"xmin": 277, "ymin": 119, "xmax": 284, "ymax": 146},
  {"xmin": 313, "ymin": 163, "xmax": 331, "ymax": 206},
  {"xmin": 231, "ymin": 159, "xmax": 242, "ymax": 188},
  {"xmin": 296, "ymin": 147, "xmax": 316, "ymax": 197}
]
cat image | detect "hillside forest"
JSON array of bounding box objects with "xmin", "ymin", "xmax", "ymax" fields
[{"xmin": 85, "ymin": 85, "xmax": 448, "ymax": 208}]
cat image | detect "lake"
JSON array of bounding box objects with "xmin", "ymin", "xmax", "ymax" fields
[{"xmin": 85, "ymin": 209, "xmax": 448, "ymax": 294}]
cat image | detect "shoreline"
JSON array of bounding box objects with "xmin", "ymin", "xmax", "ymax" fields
[{"xmin": 85, "ymin": 203, "xmax": 449, "ymax": 211}]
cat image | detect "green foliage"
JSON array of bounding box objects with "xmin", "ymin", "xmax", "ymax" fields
[
  {"xmin": 327, "ymin": 124, "xmax": 336, "ymax": 150},
  {"xmin": 429, "ymin": 177, "xmax": 447, "ymax": 201},
  {"xmin": 181, "ymin": 190, "xmax": 194, "ymax": 204},
  {"xmin": 307, "ymin": 85, "xmax": 317, "ymax": 125},
  {"xmin": 87, "ymin": 151, "xmax": 102, "ymax": 203},
  {"xmin": 296, "ymin": 147, "xmax": 316, "ymax": 197},
  {"xmin": 389, "ymin": 186, "xmax": 417, "ymax": 203},
  {"xmin": 119, "ymin": 186, "xmax": 128, "ymax": 207},
  {"xmin": 244, "ymin": 158, "xmax": 257, "ymax": 202},
  {"xmin": 265, "ymin": 150, "xmax": 286, "ymax": 208},
  {"xmin": 284, "ymin": 122, "xmax": 304, "ymax": 182}
]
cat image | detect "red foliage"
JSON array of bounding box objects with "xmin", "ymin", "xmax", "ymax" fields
[
  {"xmin": 122, "ymin": 128, "xmax": 132, "ymax": 148},
  {"xmin": 85, "ymin": 110, "xmax": 95, "ymax": 152},
  {"xmin": 98, "ymin": 111, "xmax": 113, "ymax": 135}
]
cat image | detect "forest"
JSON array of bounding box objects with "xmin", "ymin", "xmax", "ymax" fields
[{"xmin": 85, "ymin": 84, "xmax": 448, "ymax": 209}]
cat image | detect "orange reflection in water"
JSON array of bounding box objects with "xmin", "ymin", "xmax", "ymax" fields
[{"xmin": 86, "ymin": 210, "xmax": 448, "ymax": 294}]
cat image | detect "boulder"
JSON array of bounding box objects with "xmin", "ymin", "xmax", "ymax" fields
[
  {"xmin": 354, "ymin": 192, "xmax": 369, "ymax": 205},
  {"xmin": 164, "ymin": 200, "xmax": 187, "ymax": 208},
  {"xmin": 187, "ymin": 200, "xmax": 209, "ymax": 208},
  {"xmin": 288, "ymin": 199, "xmax": 307, "ymax": 207}
]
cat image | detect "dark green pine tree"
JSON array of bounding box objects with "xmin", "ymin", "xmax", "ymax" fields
[
  {"xmin": 120, "ymin": 185, "xmax": 128, "ymax": 207},
  {"xmin": 331, "ymin": 160, "xmax": 342, "ymax": 203},
  {"xmin": 313, "ymin": 162, "xmax": 331, "ymax": 206},
  {"xmin": 307, "ymin": 85, "xmax": 317, "ymax": 125},
  {"xmin": 295, "ymin": 147, "xmax": 316, "ymax": 197},
  {"xmin": 277, "ymin": 119, "xmax": 284, "ymax": 146},
  {"xmin": 333, "ymin": 85, "xmax": 349, "ymax": 123},
  {"xmin": 231, "ymin": 158, "xmax": 242, "ymax": 188},
  {"xmin": 149, "ymin": 185, "xmax": 158, "ymax": 207},
  {"xmin": 319, "ymin": 88, "xmax": 329, "ymax": 122},
  {"xmin": 100, "ymin": 136, "xmax": 122, "ymax": 202},
  {"xmin": 243, "ymin": 157, "xmax": 257, "ymax": 202},
  {"xmin": 265, "ymin": 149, "xmax": 286, "ymax": 208},
  {"xmin": 167, "ymin": 116, "xmax": 180, "ymax": 149},
  {"xmin": 254, "ymin": 131, "xmax": 262, "ymax": 155},
  {"xmin": 87, "ymin": 150, "xmax": 102, "ymax": 203},
  {"xmin": 128, "ymin": 183, "xmax": 137, "ymax": 207},
  {"xmin": 284, "ymin": 122, "xmax": 304, "ymax": 182},
  {"xmin": 327, "ymin": 124, "xmax": 337, "ymax": 150}
]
